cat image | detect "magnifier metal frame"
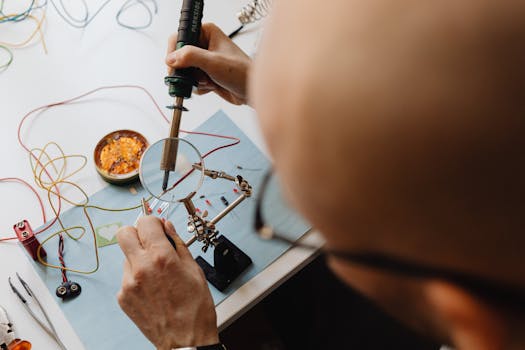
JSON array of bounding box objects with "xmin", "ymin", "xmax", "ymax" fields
[{"xmin": 139, "ymin": 137, "xmax": 205, "ymax": 203}]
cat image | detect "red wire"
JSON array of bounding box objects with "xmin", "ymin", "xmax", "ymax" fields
[
  {"xmin": 2, "ymin": 84, "xmax": 241, "ymax": 243},
  {"xmin": 58, "ymin": 234, "xmax": 67, "ymax": 282},
  {"xmin": 168, "ymin": 132, "xmax": 241, "ymax": 190}
]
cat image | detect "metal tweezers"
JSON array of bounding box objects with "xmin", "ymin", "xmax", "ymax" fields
[{"xmin": 8, "ymin": 273, "xmax": 67, "ymax": 350}]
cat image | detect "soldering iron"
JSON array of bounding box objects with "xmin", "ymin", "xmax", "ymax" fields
[{"xmin": 161, "ymin": 0, "xmax": 204, "ymax": 191}]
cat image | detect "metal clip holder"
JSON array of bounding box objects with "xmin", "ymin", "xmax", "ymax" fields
[{"xmin": 181, "ymin": 165, "xmax": 253, "ymax": 291}]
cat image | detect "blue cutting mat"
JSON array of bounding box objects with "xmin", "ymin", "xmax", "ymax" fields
[{"xmin": 29, "ymin": 110, "xmax": 310, "ymax": 349}]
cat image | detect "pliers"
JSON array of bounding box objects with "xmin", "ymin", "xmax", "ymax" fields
[{"xmin": 0, "ymin": 305, "xmax": 31, "ymax": 350}]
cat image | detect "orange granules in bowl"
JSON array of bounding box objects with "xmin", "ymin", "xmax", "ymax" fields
[
  {"xmin": 99, "ymin": 136, "xmax": 145, "ymax": 175},
  {"xmin": 94, "ymin": 130, "xmax": 148, "ymax": 185}
]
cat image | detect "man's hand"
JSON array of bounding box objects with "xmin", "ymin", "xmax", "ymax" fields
[
  {"xmin": 166, "ymin": 23, "xmax": 251, "ymax": 105},
  {"xmin": 117, "ymin": 216, "xmax": 219, "ymax": 350}
]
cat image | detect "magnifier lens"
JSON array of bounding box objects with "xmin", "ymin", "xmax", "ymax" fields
[{"xmin": 139, "ymin": 137, "xmax": 204, "ymax": 203}]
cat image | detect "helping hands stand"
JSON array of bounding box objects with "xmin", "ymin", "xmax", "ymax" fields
[{"xmin": 179, "ymin": 164, "xmax": 253, "ymax": 291}]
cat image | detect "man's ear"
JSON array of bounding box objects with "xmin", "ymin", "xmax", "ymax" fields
[{"xmin": 424, "ymin": 280, "xmax": 508, "ymax": 350}]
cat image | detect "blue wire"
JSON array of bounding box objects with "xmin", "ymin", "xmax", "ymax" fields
[
  {"xmin": 0, "ymin": 0, "xmax": 158, "ymax": 29},
  {"xmin": 0, "ymin": 0, "xmax": 158, "ymax": 71},
  {"xmin": 48, "ymin": 0, "xmax": 112, "ymax": 28},
  {"xmin": 0, "ymin": 0, "xmax": 36, "ymax": 23},
  {"xmin": 116, "ymin": 0, "xmax": 158, "ymax": 30},
  {"xmin": 49, "ymin": 0, "xmax": 158, "ymax": 30}
]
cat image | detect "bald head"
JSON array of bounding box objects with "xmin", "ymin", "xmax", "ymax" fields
[{"xmin": 251, "ymin": 0, "xmax": 525, "ymax": 288}]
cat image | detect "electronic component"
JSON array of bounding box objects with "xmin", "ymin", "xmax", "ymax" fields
[
  {"xmin": 55, "ymin": 281, "xmax": 82, "ymax": 300},
  {"xmin": 161, "ymin": 0, "xmax": 204, "ymax": 191},
  {"xmin": 13, "ymin": 220, "xmax": 46, "ymax": 261},
  {"xmin": 0, "ymin": 305, "xmax": 32, "ymax": 350}
]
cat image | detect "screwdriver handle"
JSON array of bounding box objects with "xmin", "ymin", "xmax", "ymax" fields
[{"xmin": 165, "ymin": 0, "xmax": 204, "ymax": 98}]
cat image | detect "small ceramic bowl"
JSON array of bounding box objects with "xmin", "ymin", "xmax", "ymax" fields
[{"xmin": 94, "ymin": 130, "xmax": 148, "ymax": 185}]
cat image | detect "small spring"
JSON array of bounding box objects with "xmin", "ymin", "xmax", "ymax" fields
[{"xmin": 237, "ymin": 0, "xmax": 272, "ymax": 25}]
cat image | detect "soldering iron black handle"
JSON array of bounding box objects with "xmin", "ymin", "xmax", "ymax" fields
[
  {"xmin": 165, "ymin": 0, "xmax": 204, "ymax": 98},
  {"xmin": 177, "ymin": 0, "xmax": 204, "ymax": 44}
]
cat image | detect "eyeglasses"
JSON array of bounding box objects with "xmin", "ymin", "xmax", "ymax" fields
[{"xmin": 254, "ymin": 169, "xmax": 525, "ymax": 311}]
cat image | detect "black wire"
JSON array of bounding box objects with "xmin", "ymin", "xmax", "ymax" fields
[{"xmin": 228, "ymin": 24, "xmax": 244, "ymax": 39}]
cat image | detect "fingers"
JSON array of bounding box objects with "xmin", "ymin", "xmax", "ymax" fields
[
  {"xmin": 121, "ymin": 259, "xmax": 132, "ymax": 290},
  {"xmin": 165, "ymin": 21, "xmax": 249, "ymax": 104},
  {"xmin": 163, "ymin": 220, "xmax": 193, "ymax": 261},
  {"xmin": 136, "ymin": 216, "xmax": 176, "ymax": 255},
  {"xmin": 166, "ymin": 45, "xmax": 215, "ymax": 72},
  {"xmin": 166, "ymin": 22, "xmax": 218, "ymax": 72},
  {"xmin": 193, "ymin": 68, "xmax": 213, "ymax": 85},
  {"xmin": 123, "ymin": 258, "xmax": 132, "ymax": 275},
  {"xmin": 117, "ymin": 226, "xmax": 144, "ymax": 263},
  {"xmin": 166, "ymin": 45, "xmax": 213, "ymax": 76},
  {"xmin": 194, "ymin": 88, "xmax": 214, "ymax": 96},
  {"xmin": 167, "ymin": 32, "xmax": 178, "ymax": 55},
  {"xmin": 195, "ymin": 79, "xmax": 219, "ymax": 95},
  {"xmin": 167, "ymin": 23, "xmax": 219, "ymax": 54},
  {"xmin": 199, "ymin": 22, "xmax": 224, "ymax": 44},
  {"xmin": 166, "ymin": 31, "xmax": 181, "ymax": 75}
]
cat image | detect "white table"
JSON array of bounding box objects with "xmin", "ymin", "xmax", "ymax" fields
[{"xmin": 0, "ymin": 1, "xmax": 320, "ymax": 348}]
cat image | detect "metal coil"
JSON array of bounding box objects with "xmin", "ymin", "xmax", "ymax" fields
[{"xmin": 237, "ymin": 0, "xmax": 272, "ymax": 25}]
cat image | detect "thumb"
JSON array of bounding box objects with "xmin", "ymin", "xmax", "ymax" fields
[
  {"xmin": 166, "ymin": 45, "xmax": 214, "ymax": 72},
  {"xmin": 163, "ymin": 220, "xmax": 193, "ymax": 260}
]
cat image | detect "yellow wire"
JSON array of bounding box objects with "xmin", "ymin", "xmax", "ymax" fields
[
  {"xmin": 30, "ymin": 142, "xmax": 144, "ymax": 276},
  {"xmin": 0, "ymin": 8, "xmax": 48, "ymax": 53},
  {"xmin": 30, "ymin": 142, "xmax": 62, "ymax": 177},
  {"xmin": 85, "ymin": 195, "xmax": 152, "ymax": 212}
]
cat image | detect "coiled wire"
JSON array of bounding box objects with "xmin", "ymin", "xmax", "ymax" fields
[
  {"xmin": 229, "ymin": 0, "xmax": 272, "ymax": 38},
  {"xmin": 237, "ymin": 0, "xmax": 272, "ymax": 25}
]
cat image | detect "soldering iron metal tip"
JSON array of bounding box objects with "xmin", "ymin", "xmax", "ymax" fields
[{"xmin": 162, "ymin": 170, "xmax": 170, "ymax": 191}]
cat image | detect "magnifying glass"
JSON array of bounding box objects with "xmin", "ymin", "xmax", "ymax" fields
[{"xmin": 139, "ymin": 137, "xmax": 204, "ymax": 203}]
